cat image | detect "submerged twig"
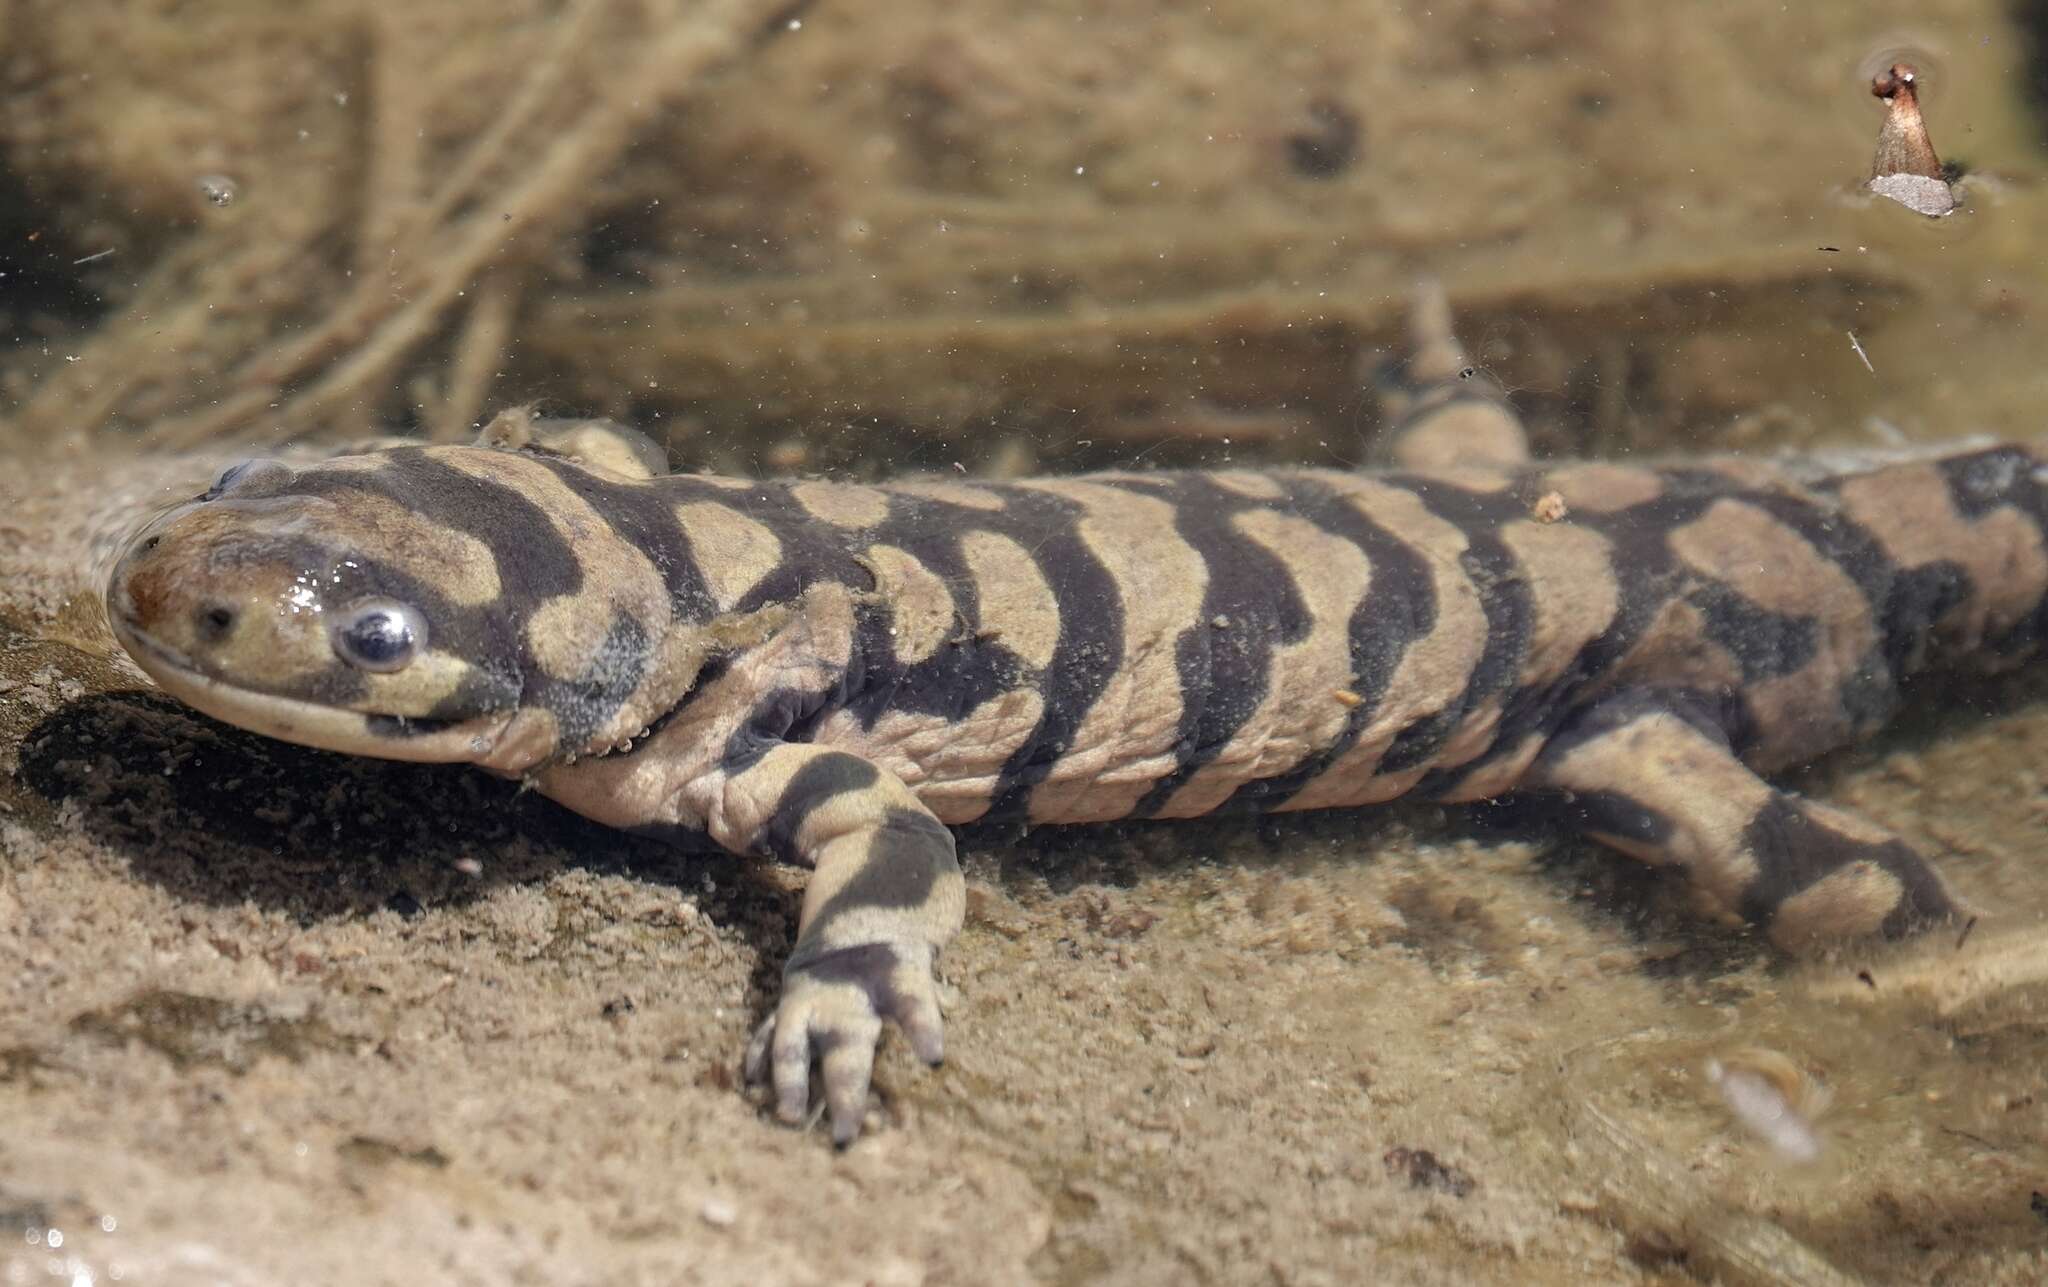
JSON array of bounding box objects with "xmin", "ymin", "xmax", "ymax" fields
[
  {"xmin": 433, "ymin": 269, "xmax": 523, "ymax": 442},
  {"xmin": 1846, "ymin": 330, "xmax": 1873, "ymax": 374},
  {"xmin": 145, "ymin": 0, "xmax": 789, "ymax": 449},
  {"xmin": 12, "ymin": 230, "xmax": 306, "ymax": 446},
  {"xmin": 254, "ymin": 0, "xmax": 610, "ymax": 396},
  {"xmin": 354, "ymin": 7, "xmax": 431, "ymax": 281},
  {"xmin": 5, "ymin": 0, "xmax": 788, "ymax": 454},
  {"xmin": 1570, "ymin": 1100, "xmax": 1865, "ymax": 1287},
  {"xmin": 1805, "ymin": 923, "xmax": 2048, "ymax": 1017}
]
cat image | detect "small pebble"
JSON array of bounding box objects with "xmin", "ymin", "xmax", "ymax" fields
[{"xmin": 700, "ymin": 1197, "xmax": 738, "ymax": 1228}]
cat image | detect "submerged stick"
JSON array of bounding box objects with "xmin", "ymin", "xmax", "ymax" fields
[{"xmin": 142, "ymin": 0, "xmax": 792, "ymax": 450}]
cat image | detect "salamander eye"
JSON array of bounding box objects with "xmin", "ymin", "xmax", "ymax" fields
[{"xmin": 330, "ymin": 598, "xmax": 427, "ymax": 673}]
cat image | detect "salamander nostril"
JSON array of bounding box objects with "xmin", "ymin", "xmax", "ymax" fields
[
  {"xmin": 141, "ymin": 535, "xmax": 161, "ymax": 553},
  {"xmin": 195, "ymin": 604, "xmax": 236, "ymax": 643}
]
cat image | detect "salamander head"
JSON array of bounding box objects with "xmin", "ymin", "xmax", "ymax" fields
[{"xmin": 106, "ymin": 452, "xmax": 564, "ymax": 770}]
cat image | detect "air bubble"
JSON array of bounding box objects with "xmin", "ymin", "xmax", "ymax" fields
[{"xmin": 196, "ymin": 175, "xmax": 239, "ymax": 208}]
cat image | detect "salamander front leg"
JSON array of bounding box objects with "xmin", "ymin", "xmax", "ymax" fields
[
  {"xmin": 721, "ymin": 745, "xmax": 965, "ymax": 1144},
  {"xmin": 1523, "ymin": 690, "xmax": 1962, "ymax": 950}
]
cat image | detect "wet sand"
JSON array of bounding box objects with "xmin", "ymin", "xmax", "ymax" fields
[{"xmin": 5, "ymin": 444, "xmax": 2048, "ymax": 1285}]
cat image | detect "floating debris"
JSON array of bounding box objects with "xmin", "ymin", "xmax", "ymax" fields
[
  {"xmin": 1286, "ymin": 98, "xmax": 1362, "ymax": 180},
  {"xmin": 1383, "ymin": 1145, "xmax": 1477, "ymax": 1197},
  {"xmin": 1846, "ymin": 330, "xmax": 1874, "ymax": 374},
  {"xmin": 1866, "ymin": 64, "xmax": 1955, "ymax": 218},
  {"xmin": 195, "ymin": 173, "xmax": 240, "ymax": 208},
  {"xmin": 1705, "ymin": 1047, "xmax": 1832, "ymax": 1165}
]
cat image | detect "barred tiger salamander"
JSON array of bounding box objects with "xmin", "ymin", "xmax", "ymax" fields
[{"xmin": 105, "ymin": 290, "xmax": 2048, "ymax": 1143}]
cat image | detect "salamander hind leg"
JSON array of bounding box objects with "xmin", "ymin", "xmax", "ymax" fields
[
  {"xmin": 1373, "ymin": 278, "xmax": 1531, "ymax": 471},
  {"xmin": 724, "ymin": 744, "xmax": 965, "ymax": 1144},
  {"xmin": 1523, "ymin": 689, "xmax": 1961, "ymax": 951}
]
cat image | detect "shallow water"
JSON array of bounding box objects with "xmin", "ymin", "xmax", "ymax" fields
[{"xmin": 3, "ymin": 2, "xmax": 2048, "ymax": 1283}]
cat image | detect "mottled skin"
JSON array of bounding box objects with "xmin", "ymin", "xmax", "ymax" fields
[{"xmin": 106, "ymin": 296, "xmax": 2048, "ymax": 1143}]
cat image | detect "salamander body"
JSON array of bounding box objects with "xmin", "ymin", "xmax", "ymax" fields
[{"xmin": 105, "ymin": 295, "xmax": 2048, "ymax": 1142}]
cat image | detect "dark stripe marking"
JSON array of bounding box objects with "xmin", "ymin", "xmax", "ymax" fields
[
  {"xmin": 1223, "ymin": 473, "xmax": 1441, "ymax": 807},
  {"xmin": 299, "ymin": 448, "xmax": 584, "ymax": 604},
  {"xmin": 1108, "ymin": 475, "xmax": 1309, "ymax": 817},
  {"xmin": 531, "ymin": 456, "xmax": 715, "ymax": 622},
  {"xmin": 757, "ymin": 751, "xmax": 881, "ymax": 862},
  {"xmin": 1735, "ymin": 795, "xmax": 1955, "ymax": 937},
  {"xmin": 530, "ymin": 609, "xmax": 653, "ymax": 747}
]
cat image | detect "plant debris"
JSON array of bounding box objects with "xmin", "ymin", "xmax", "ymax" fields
[
  {"xmin": 1383, "ymin": 1146, "xmax": 1477, "ymax": 1198},
  {"xmin": 1866, "ymin": 63, "xmax": 1956, "ymax": 218}
]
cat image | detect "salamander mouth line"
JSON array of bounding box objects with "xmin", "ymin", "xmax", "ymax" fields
[{"xmin": 108, "ymin": 614, "xmax": 507, "ymax": 764}]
